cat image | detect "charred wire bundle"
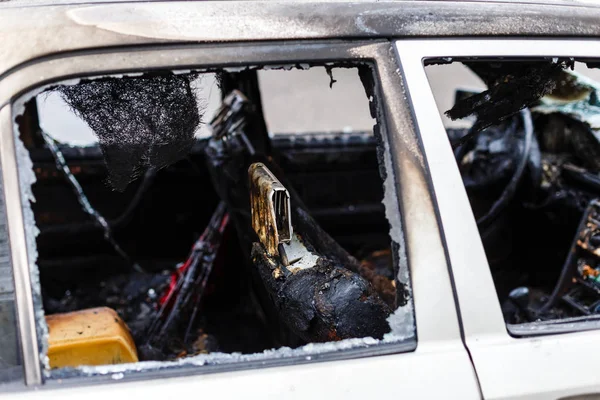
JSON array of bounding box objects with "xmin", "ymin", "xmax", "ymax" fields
[
  {"xmin": 444, "ymin": 61, "xmax": 600, "ymax": 324},
  {"xmin": 143, "ymin": 202, "xmax": 228, "ymax": 358}
]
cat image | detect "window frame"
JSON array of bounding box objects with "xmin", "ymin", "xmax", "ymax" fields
[
  {"xmin": 0, "ymin": 40, "xmax": 468, "ymax": 388},
  {"xmin": 395, "ymin": 38, "xmax": 600, "ymax": 337},
  {"xmin": 395, "ymin": 37, "xmax": 600, "ymax": 345}
]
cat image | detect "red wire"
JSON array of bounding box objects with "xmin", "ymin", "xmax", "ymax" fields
[{"xmin": 158, "ymin": 213, "xmax": 229, "ymax": 306}]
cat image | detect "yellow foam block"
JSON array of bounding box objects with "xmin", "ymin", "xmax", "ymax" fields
[{"xmin": 46, "ymin": 307, "xmax": 138, "ymax": 369}]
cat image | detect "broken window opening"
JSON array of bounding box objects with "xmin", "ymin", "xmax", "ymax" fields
[
  {"xmin": 10, "ymin": 64, "xmax": 414, "ymax": 381},
  {"xmin": 257, "ymin": 67, "xmax": 376, "ymax": 136},
  {"xmin": 425, "ymin": 58, "xmax": 600, "ymax": 334}
]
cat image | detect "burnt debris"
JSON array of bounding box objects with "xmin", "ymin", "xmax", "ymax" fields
[
  {"xmin": 447, "ymin": 60, "xmax": 571, "ymax": 143},
  {"xmin": 252, "ymin": 244, "xmax": 391, "ymax": 342},
  {"xmin": 144, "ymin": 202, "xmax": 228, "ymax": 358},
  {"xmin": 445, "ymin": 62, "xmax": 600, "ymax": 326},
  {"xmin": 57, "ymin": 74, "xmax": 202, "ymax": 191}
]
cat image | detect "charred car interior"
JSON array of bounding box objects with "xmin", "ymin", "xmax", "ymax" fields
[
  {"xmin": 9, "ymin": 0, "xmax": 600, "ymax": 395},
  {"xmin": 11, "ymin": 64, "xmax": 413, "ymax": 377},
  {"xmin": 426, "ymin": 58, "xmax": 600, "ymax": 332}
]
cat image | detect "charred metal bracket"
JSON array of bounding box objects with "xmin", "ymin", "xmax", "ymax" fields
[
  {"xmin": 249, "ymin": 163, "xmax": 292, "ymax": 262},
  {"xmin": 207, "ymin": 90, "xmax": 257, "ymax": 163}
]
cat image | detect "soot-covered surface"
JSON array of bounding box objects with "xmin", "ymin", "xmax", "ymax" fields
[
  {"xmin": 58, "ymin": 74, "xmax": 202, "ymax": 191},
  {"xmin": 442, "ymin": 62, "xmax": 600, "ymax": 328}
]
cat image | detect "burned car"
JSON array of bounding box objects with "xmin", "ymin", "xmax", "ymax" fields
[{"xmin": 5, "ymin": 1, "xmax": 600, "ymax": 399}]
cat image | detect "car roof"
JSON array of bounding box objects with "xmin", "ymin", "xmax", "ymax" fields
[
  {"xmin": 2, "ymin": 1, "xmax": 600, "ymax": 81},
  {"xmin": 1, "ymin": 0, "xmax": 599, "ymax": 7}
]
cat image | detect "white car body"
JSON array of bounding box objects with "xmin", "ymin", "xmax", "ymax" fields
[{"xmin": 1, "ymin": 1, "xmax": 600, "ymax": 399}]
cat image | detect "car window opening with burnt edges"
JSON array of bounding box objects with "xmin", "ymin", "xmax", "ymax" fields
[
  {"xmin": 425, "ymin": 58, "xmax": 600, "ymax": 332},
  {"xmin": 8, "ymin": 65, "xmax": 415, "ymax": 379}
]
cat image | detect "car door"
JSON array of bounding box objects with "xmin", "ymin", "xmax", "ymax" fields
[
  {"xmin": 397, "ymin": 38, "xmax": 600, "ymax": 400},
  {"xmin": 0, "ymin": 14, "xmax": 480, "ymax": 396}
]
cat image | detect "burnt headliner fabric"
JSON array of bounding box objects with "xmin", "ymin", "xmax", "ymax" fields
[
  {"xmin": 445, "ymin": 61, "xmax": 569, "ymax": 133},
  {"xmin": 58, "ymin": 74, "xmax": 202, "ymax": 191}
]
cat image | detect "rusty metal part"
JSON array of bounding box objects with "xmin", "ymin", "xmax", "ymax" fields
[
  {"xmin": 209, "ymin": 90, "xmax": 250, "ymax": 141},
  {"xmin": 206, "ymin": 93, "xmax": 392, "ymax": 342},
  {"xmin": 249, "ymin": 163, "xmax": 292, "ymax": 258},
  {"xmin": 581, "ymin": 265, "xmax": 599, "ymax": 279}
]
